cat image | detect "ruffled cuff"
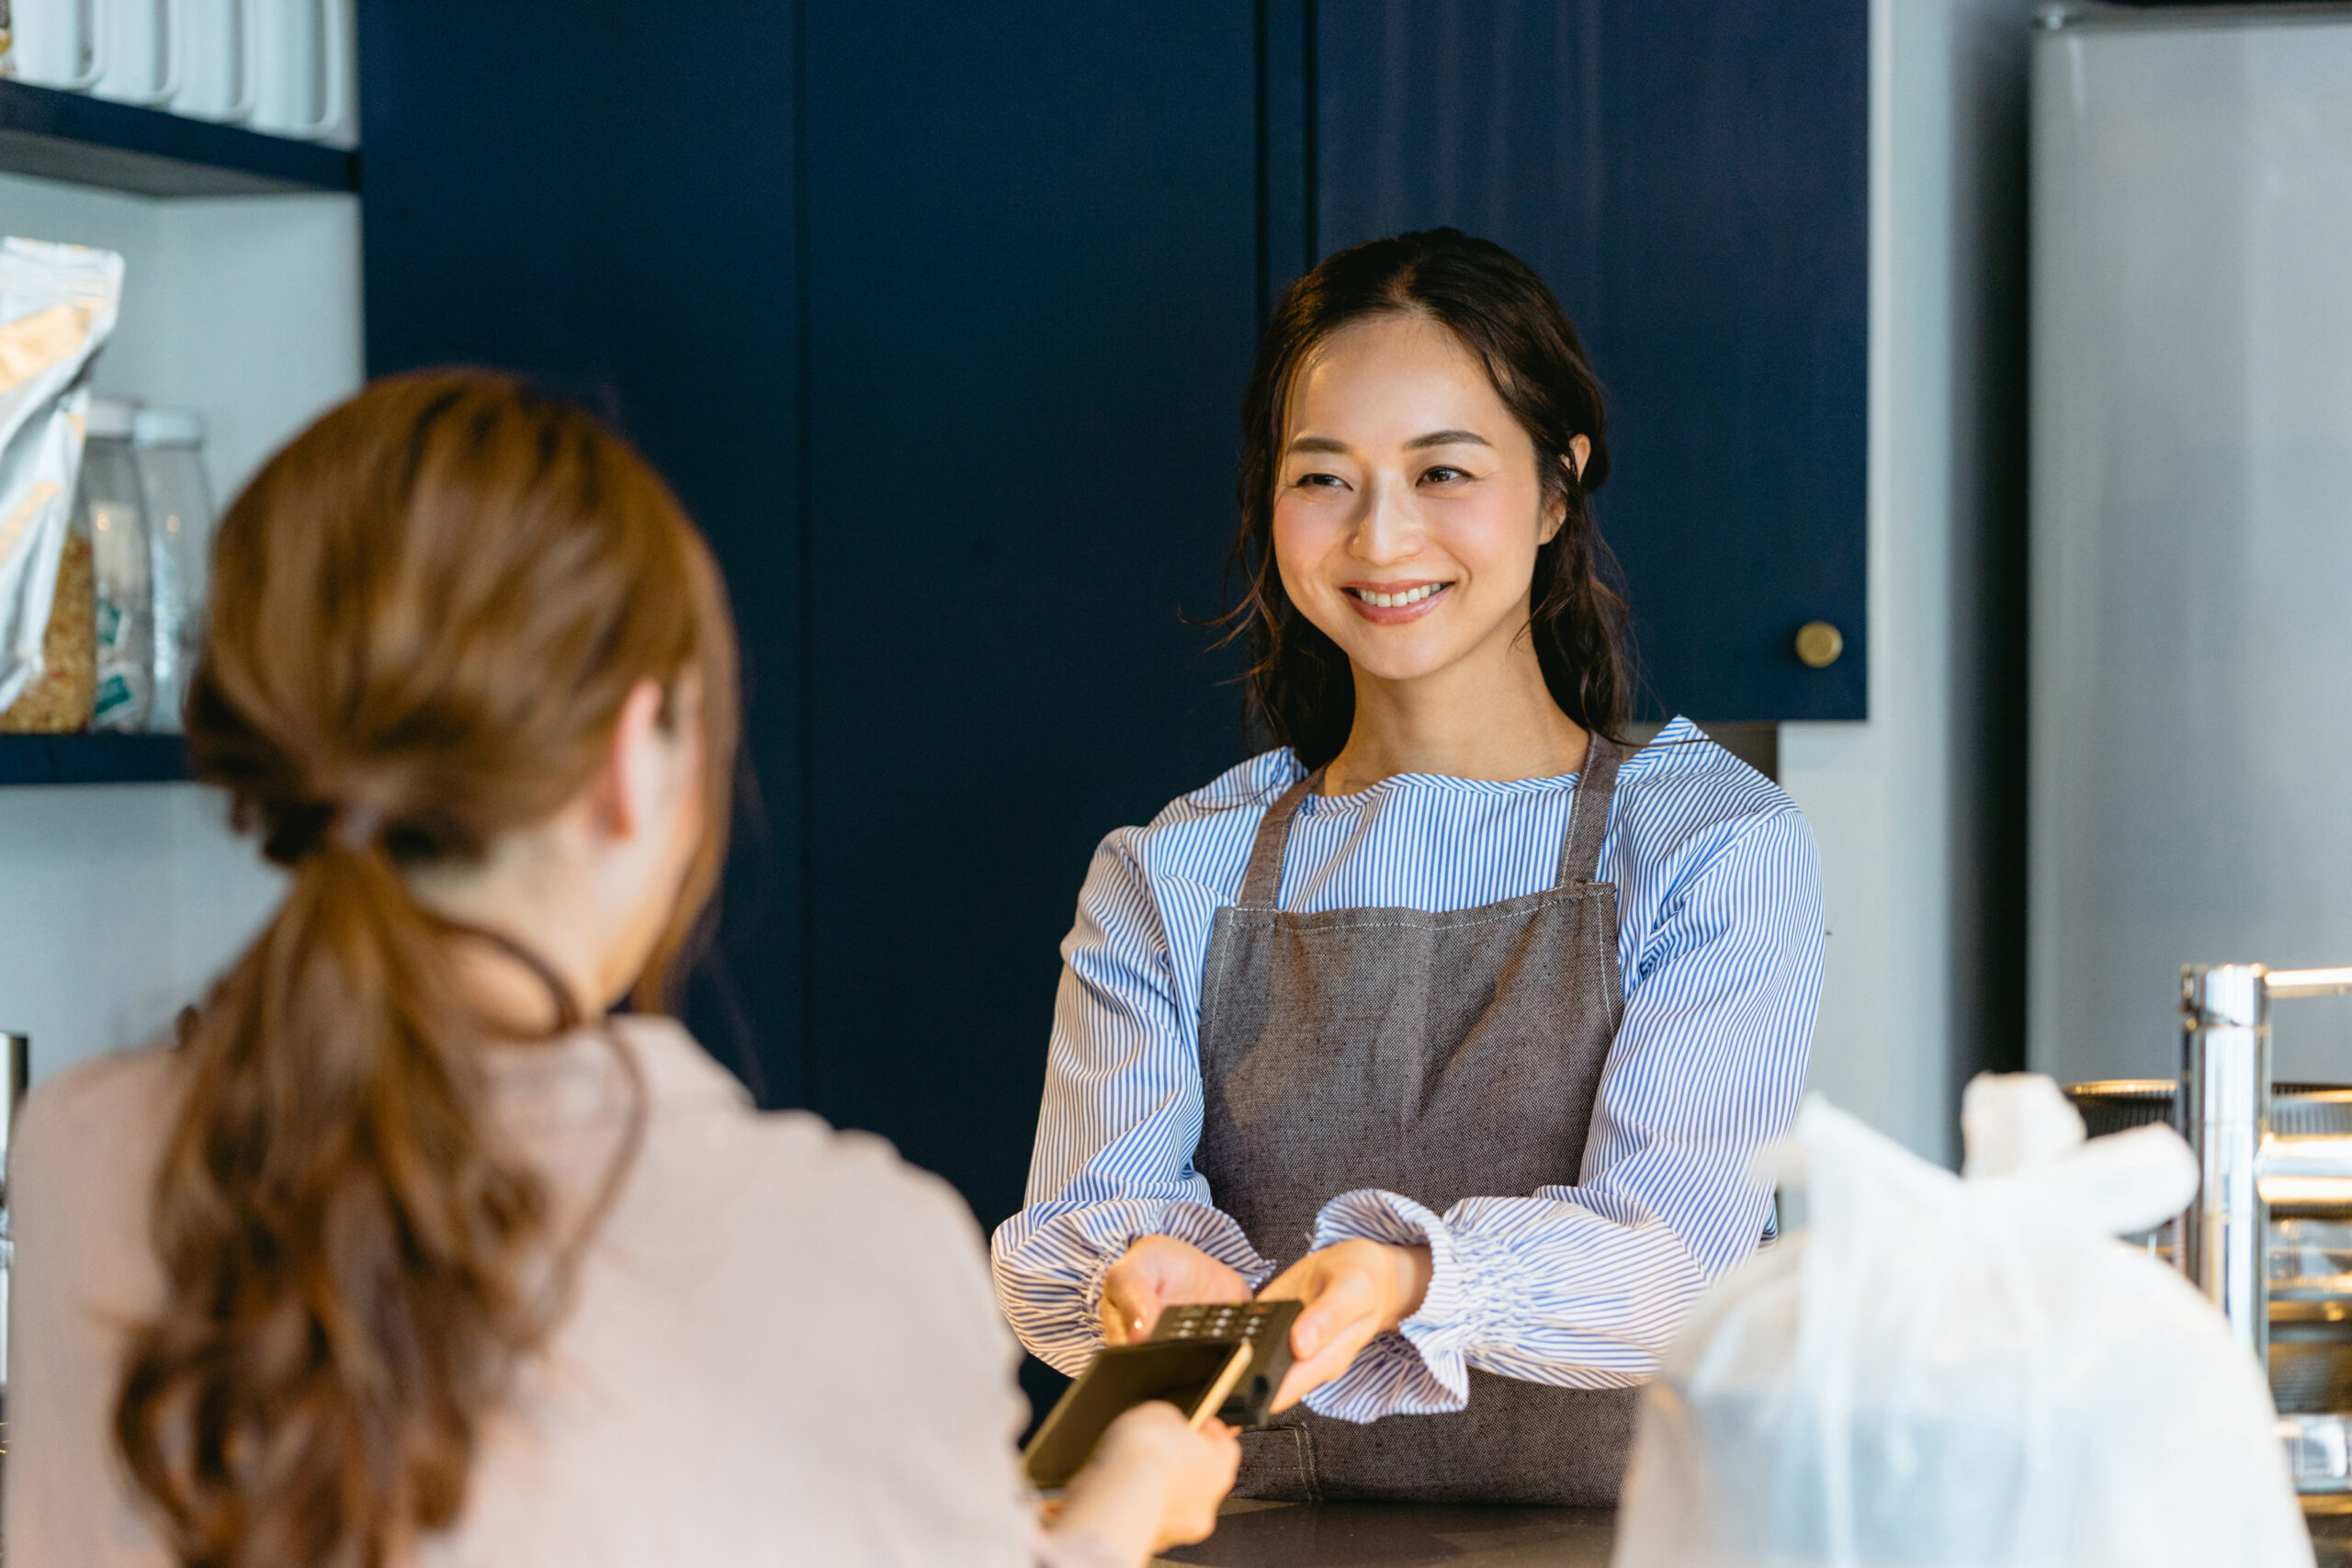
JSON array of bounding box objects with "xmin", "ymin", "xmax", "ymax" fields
[
  {"xmin": 1298, "ymin": 1327, "xmax": 1463, "ymax": 1421},
  {"xmin": 1302, "ymin": 1189, "xmax": 1485, "ymax": 1419},
  {"xmin": 1068, "ymin": 1198, "xmax": 1280, "ymax": 1328}
]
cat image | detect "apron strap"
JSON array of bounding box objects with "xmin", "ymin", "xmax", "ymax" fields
[
  {"xmin": 1557, "ymin": 733, "xmax": 1628, "ymax": 887},
  {"xmin": 1240, "ymin": 738, "xmax": 1623, "ymax": 908},
  {"xmin": 1237, "ymin": 767, "xmax": 1323, "ymax": 908}
]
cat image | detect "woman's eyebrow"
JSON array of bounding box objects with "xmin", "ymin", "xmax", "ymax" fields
[
  {"xmin": 1406, "ymin": 428, "xmax": 1490, "ymax": 450},
  {"xmin": 1286, "ymin": 434, "xmax": 1351, "ymax": 455}
]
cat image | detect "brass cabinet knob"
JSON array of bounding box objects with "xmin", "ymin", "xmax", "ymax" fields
[{"xmin": 1794, "ymin": 621, "xmax": 1844, "ymax": 669}]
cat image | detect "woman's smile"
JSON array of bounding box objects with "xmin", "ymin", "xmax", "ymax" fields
[
  {"xmin": 1343, "ymin": 580, "xmax": 1454, "ymax": 623},
  {"xmin": 1273, "ymin": 313, "xmax": 1563, "ymax": 687}
]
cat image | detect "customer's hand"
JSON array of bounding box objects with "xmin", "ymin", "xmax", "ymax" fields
[
  {"xmin": 1100, "ymin": 1235, "xmax": 1250, "ymax": 1346},
  {"xmin": 1255, "ymin": 1238, "xmax": 1432, "ymax": 1411},
  {"xmin": 1051, "ymin": 1402, "xmax": 1240, "ymax": 1562},
  {"xmin": 1099, "ymin": 1403, "xmax": 1241, "ymax": 1551}
]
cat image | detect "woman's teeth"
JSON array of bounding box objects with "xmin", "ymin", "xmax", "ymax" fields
[{"xmin": 1352, "ymin": 584, "xmax": 1444, "ymax": 609}]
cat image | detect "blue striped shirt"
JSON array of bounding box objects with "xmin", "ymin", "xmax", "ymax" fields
[{"xmin": 989, "ymin": 717, "xmax": 1822, "ymax": 1423}]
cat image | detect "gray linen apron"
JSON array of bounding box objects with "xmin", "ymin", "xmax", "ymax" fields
[{"xmin": 1193, "ymin": 734, "xmax": 1639, "ymax": 1505}]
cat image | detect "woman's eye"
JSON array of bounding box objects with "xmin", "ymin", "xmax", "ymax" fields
[
  {"xmin": 1420, "ymin": 466, "xmax": 1471, "ymax": 485},
  {"xmin": 1294, "ymin": 471, "xmax": 1346, "ymax": 491}
]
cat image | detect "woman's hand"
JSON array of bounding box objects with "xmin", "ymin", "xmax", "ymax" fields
[
  {"xmin": 1050, "ymin": 1402, "xmax": 1241, "ymax": 1561},
  {"xmin": 1255, "ymin": 1238, "xmax": 1432, "ymax": 1411},
  {"xmin": 1100, "ymin": 1235, "xmax": 1251, "ymax": 1346}
]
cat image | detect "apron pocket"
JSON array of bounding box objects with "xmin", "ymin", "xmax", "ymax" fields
[{"xmin": 1234, "ymin": 1423, "xmax": 1316, "ymax": 1502}]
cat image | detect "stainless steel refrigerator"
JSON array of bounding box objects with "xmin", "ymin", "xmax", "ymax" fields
[{"xmin": 2030, "ymin": 1, "xmax": 2352, "ymax": 1088}]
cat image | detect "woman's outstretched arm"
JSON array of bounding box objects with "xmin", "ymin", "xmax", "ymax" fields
[{"xmin": 991, "ymin": 829, "xmax": 1277, "ymax": 1372}]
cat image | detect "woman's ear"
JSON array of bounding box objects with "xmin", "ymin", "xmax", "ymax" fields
[
  {"xmin": 1538, "ymin": 437, "xmax": 1595, "ymax": 547},
  {"xmin": 586, "ymin": 678, "xmax": 672, "ymax": 843}
]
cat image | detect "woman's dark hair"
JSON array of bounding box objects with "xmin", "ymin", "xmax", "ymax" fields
[
  {"xmin": 115, "ymin": 370, "xmax": 740, "ymax": 1568},
  {"xmin": 1224, "ymin": 227, "xmax": 1632, "ymax": 767}
]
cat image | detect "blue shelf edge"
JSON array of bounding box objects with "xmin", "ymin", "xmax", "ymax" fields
[
  {"xmin": 0, "ymin": 734, "xmax": 191, "ymax": 785},
  {"xmin": 0, "ymin": 78, "xmax": 356, "ymax": 197}
]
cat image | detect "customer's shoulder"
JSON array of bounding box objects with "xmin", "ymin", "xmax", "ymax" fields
[
  {"xmin": 15, "ymin": 1043, "xmax": 180, "ymax": 1178},
  {"xmin": 601, "ymin": 1014, "xmax": 973, "ymax": 1235},
  {"xmin": 10, "ymin": 1045, "xmax": 183, "ymax": 1255},
  {"xmin": 732, "ymin": 1104, "xmax": 982, "ymax": 1254}
]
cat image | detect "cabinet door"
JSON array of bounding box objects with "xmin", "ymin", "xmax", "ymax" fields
[
  {"xmin": 358, "ymin": 0, "xmax": 808, "ymax": 1102},
  {"xmin": 800, "ymin": 2, "xmax": 1259, "ymax": 1225},
  {"xmin": 362, "ymin": 3, "xmax": 1261, "ymax": 1215},
  {"xmin": 1304, "ymin": 0, "xmax": 1869, "ymax": 721}
]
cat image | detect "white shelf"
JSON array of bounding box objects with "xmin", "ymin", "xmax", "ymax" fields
[{"xmin": 0, "ymin": 165, "xmax": 361, "ymax": 1077}]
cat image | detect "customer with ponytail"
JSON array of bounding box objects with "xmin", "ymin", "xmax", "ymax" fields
[{"xmin": 6, "ymin": 371, "xmax": 1236, "ymax": 1567}]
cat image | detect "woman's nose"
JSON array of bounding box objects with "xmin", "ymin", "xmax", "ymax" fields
[{"xmin": 1350, "ymin": 478, "xmax": 1421, "ymax": 563}]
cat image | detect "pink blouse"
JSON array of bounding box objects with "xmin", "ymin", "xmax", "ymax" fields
[{"xmin": 6, "ymin": 1016, "xmax": 1111, "ymax": 1567}]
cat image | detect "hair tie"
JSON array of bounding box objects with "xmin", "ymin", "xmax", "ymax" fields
[{"xmin": 331, "ymin": 799, "xmax": 386, "ymax": 854}]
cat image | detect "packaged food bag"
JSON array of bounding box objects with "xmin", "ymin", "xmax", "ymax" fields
[
  {"xmin": 1612, "ymin": 1075, "xmax": 2312, "ymax": 1568},
  {"xmin": 0, "ymin": 238, "xmax": 125, "ymax": 722}
]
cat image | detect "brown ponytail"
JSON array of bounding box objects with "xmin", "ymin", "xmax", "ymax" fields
[{"xmin": 114, "ymin": 371, "xmax": 740, "ymax": 1568}]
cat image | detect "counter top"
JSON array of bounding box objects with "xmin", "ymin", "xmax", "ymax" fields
[
  {"xmin": 1157, "ymin": 1502, "xmax": 1616, "ymax": 1567},
  {"xmin": 1159, "ymin": 1500, "xmax": 2352, "ymax": 1567},
  {"xmin": 2318, "ymin": 1509, "xmax": 2352, "ymax": 1566}
]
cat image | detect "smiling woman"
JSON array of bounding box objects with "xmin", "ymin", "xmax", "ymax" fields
[
  {"xmin": 1228, "ymin": 230, "xmax": 1626, "ymax": 775},
  {"xmin": 992, "ymin": 230, "xmax": 1823, "ymax": 1507}
]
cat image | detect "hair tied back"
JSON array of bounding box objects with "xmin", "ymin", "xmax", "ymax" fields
[{"xmin": 329, "ymin": 797, "xmax": 386, "ymax": 855}]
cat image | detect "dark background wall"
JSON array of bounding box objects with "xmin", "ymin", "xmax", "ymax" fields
[{"xmin": 358, "ymin": 0, "xmax": 1868, "ymax": 1419}]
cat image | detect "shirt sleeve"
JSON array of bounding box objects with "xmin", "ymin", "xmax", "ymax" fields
[
  {"xmin": 990, "ymin": 830, "xmax": 1277, "ymax": 1376},
  {"xmin": 1303, "ymin": 807, "xmax": 1823, "ymax": 1422}
]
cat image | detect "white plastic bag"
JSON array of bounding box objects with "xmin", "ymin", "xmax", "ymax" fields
[
  {"xmin": 0, "ymin": 238, "xmax": 125, "ymax": 713},
  {"xmin": 1612, "ymin": 1075, "xmax": 2312, "ymax": 1568}
]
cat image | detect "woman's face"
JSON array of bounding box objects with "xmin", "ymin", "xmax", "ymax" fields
[{"xmin": 1272, "ymin": 312, "xmax": 1580, "ymax": 690}]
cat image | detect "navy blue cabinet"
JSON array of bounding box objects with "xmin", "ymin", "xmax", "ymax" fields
[
  {"xmin": 359, "ymin": 0, "xmax": 1866, "ymax": 1240},
  {"xmin": 359, "ymin": 3, "xmax": 1258, "ymax": 1220},
  {"xmin": 797, "ymin": 1, "xmax": 1259, "ymax": 1222},
  {"xmin": 358, "ymin": 0, "xmax": 807, "ymax": 1102},
  {"xmin": 1301, "ymin": 0, "xmax": 1869, "ymax": 721}
]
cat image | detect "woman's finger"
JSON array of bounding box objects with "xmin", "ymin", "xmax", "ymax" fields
[
  {"xmin": 1269, "ymin": 1359, "xmax": 1319, "ymax": 1412},
  {"xmin": 1254, "ymin": 1257, "xmax": 1311, "ymax": 1303},
  {"xmin": 1270, "ymin": 1321, "xmax": 1373, "ymax": 1411},
  {"xmin": 1289, "ymin": 1292, "xmax": 1344, "ymax": 1359},
  {"xmin": 1287, "ymin": 1263, "xmax": 1378, "ymax": 1359}
]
